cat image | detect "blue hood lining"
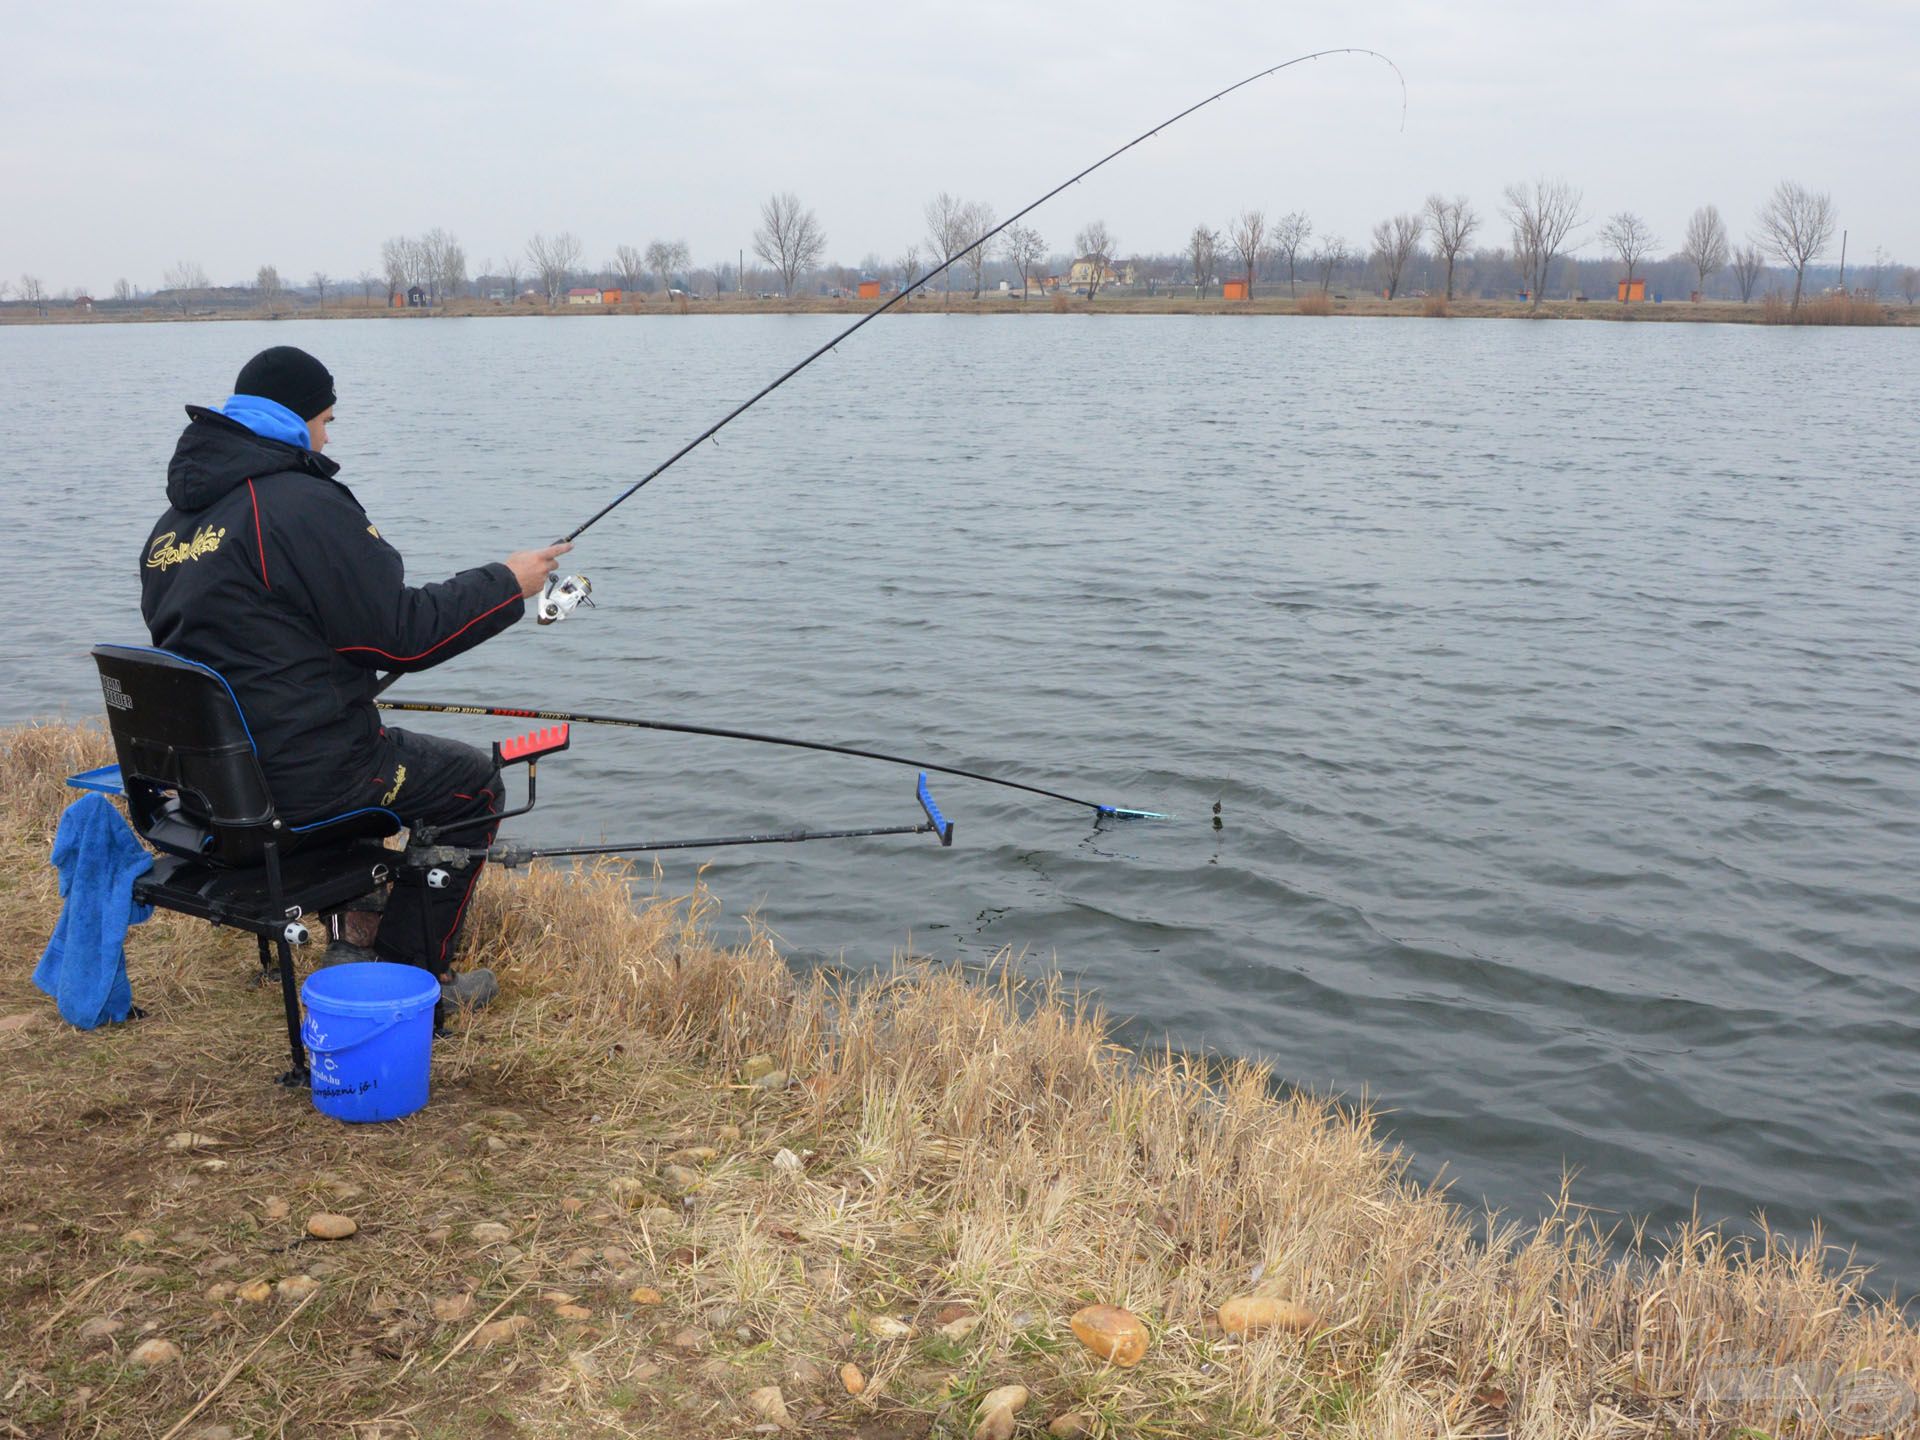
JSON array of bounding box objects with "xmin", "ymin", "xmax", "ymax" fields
[{"xmin": 220, "ymin": 394, "xmax": 311, "ymax": 450}]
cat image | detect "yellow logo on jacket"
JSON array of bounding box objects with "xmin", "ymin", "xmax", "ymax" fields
[
  {"xmin": 146, "ymin": 526, "xmax": 227, "ymax": 569},
  {"xmin": 382, "ymin": 765, "xmax": 407, "ymax": 806}
]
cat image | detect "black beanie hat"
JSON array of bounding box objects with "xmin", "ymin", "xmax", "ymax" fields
[{"xmin": 233, "ymin": 346, "xmax": 336, "ymax": 421}]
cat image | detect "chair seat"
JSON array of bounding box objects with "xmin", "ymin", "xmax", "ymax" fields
[{"xmin": 137, "ymin": 841, "xmax": 396, "ymax": 933}]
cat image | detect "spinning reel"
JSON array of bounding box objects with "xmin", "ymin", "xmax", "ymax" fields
[{"xmin": 537, "ymin": 573, "xmax": 593, "ymax": 624}]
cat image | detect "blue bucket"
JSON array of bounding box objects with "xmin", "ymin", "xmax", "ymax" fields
[{"xmin": 300, "ymin": 962, "xmax": 440, "ymax": 1122}]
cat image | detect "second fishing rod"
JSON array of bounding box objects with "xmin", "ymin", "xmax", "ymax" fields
[{"xmin": 379, "ymin": 697, "xmax": 1169, "ymax": 820}]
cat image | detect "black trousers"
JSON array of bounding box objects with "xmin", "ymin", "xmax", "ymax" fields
[{"xmin": 364, "ymin": 728, "xmax": 502, "ymax": 977}]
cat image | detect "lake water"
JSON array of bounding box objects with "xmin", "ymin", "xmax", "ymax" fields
[{"xmin": 3, "ymin": 313, "xmax": 1916, "ymax": 1295}]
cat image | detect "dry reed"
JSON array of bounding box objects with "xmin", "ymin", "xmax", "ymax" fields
[
  {"xmin": 2, "ymin": 720, "xmax": 1914, "ymax": 1438},
  {"xmin": 1295, "ymin": 291, "xmax": 1335, "ymax": 317},
  {"xmin": 1762, "ymin": 292, "xmax": 1893, "ymax": 326},
  {"xmin": 1421, "ymin": 293, "xmax": 1452, "ymax": 318}
]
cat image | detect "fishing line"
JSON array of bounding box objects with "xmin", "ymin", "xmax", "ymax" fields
[
  {"xmin": 378, "ymin": 698, "xmax": 1168, "ymax": 820},
  {"xmin": 560, "ymin": 47, "xmax": 1404, "ymax": 542}
]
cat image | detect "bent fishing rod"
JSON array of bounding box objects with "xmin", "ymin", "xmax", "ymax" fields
[
  {"xmin": 528, "ymin": 47, "xmax": 1404, "ymax": 621},
  {"xmin": 378, "ymin": 697, "xmax": 1168, "ymax": 820}
]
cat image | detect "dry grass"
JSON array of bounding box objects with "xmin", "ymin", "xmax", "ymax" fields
[
  {"xmin": 1295, "ymin": 292, "xmax": 1335, "ymax": 317},
  {"xmin": 3, "ymin": 720, "xmax": 1916, "ymax": 1438},
  {"xmin": 1421, "ymin": 294, "xmax": 1453, "ymax": 318},
  {"xmin": 1761, "ymin": 292, "xmax": 1894, "ymax": 326}
]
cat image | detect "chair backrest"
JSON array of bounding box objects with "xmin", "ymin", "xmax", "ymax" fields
[{"xmin": 92, "ymin": 644, "xmax": 279, "ymax": 866}]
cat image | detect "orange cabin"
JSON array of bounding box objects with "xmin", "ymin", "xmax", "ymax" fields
[
  {"xmin": 1616, "ymin": 278, "xmax": 1646, "ymax": 302},
  {"xmin": 1222, "ymin": 280, "xmax": 1249, "ymax": 300},
  {"xmin": 602, "ymin": 288, "xmax": 622, "ymax": 305},
  {"xmin": 857, "ymin": 279, "xmax": 882, "ymax": 300}
]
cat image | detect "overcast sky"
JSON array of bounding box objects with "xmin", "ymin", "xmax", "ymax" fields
[{"xmin": 5, "ymin": 0, "xmax": 1915, "ymax": 291}]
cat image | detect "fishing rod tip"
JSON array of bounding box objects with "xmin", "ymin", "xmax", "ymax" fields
[{"xmin": 1096, "ymin": 805, "xmax": 1172, "ymax": 822}]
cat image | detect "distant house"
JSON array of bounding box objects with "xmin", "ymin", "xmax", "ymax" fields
[
  {"xmin": 72, "ymin": 295, "xmax": 94, "ymax": 312},
  {"xmin": 601, "ymin": 288, "xmax": 622, "ymax": 305},
  {"xmin": 566, "ymin": 287, "xmax": 603, "ymax": 305},
  {"xmin": 1222, "ymin": 280, "xmax": 1250, "ymax": 301},
  {"xmin": 406, "ymin": 285, "xmax": 426, "ymax": 307},
  {"xmin": 1616, "ymin": 278, "xmax": 1647, "ymax": 302},
  {"xmin": 1066, "ymin": 257, "xmax": 1118, "ymax": 291},
  {"xmin": 484, "ymin": 286, "xmax": 509, "ymax": 302},
  {"xmin": 857, "ymin": 278, "xmax": 882, "ymax": 300}
]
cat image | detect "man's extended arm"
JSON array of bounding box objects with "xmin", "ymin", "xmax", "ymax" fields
[{"xmin": 272, "ymin": 486, "xmax": 569, "ymax": 674}]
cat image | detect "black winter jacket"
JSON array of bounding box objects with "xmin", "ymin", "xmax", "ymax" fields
[{"xmin": 141, "ymin": 406, "xmax": 523, "ymax": 821}]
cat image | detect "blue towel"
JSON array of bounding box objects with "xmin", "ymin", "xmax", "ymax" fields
[{"xmin": 33, "ymin": 793, "xmax": 154, "ymax": 1029}]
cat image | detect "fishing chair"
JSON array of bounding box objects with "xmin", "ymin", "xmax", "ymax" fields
[{"xmin": 70, "ymin": 645, "xmax": 568, "ymax": 1087}]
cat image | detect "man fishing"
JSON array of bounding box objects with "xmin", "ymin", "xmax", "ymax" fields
[{"xmin": 140, "ymin": 345, "xmax": 569, "ymax": 1010}]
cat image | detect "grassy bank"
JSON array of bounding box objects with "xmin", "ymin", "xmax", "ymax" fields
[
  {"xmin": 3, "ymin": 720, "xmax": 1915, "ymax": 1438},
  {"xmin": 6, "ymin": 294, "xmax": 1917, "ymax": 326}
]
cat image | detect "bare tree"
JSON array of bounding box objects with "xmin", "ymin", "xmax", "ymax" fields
[
  {"xmin": 356, "ymin": 269, "xmax": 379, "ymax": 304},
  {"xmin": 1312, "ymin": 236, "xmax": 1348, "ymax": 292},
  {"xmin": 415, "ymin": 229, "xmax": 445, "ymax": 303},
  {"xmin": 113, "ymin": 277, "xmax": 134, "ymax": 303},
  {"xmin": 1598, "ymin": 212, "xmax": 1657, "ymax": 300},
  {"xmin": 309, "ymin": 271, "xmax": 329, "ymax": 309},
  {"xmin": 1503, "ymin": 178, "xmax": 1584, "ymax": 309},
  {"xmin": 613, "ymin": 245, "xmax": 646, "ymax": 294},
  {"xmin": 753, "ymin": 193, "xmax": 826, "ymax": 298},
  {"xmin": 923, "ymin": 192, "xmax": 971, "ymax": 306},
  {"xmin": 161, "ymin": 261, "xmax": 208, "ymax": 314},
  {"xmin": 1001, "ymin": 224, "xmax": 1046, "ymax": 301},
  {"xmin": 1901, "ymin": 266, "xmax": 1920, "ymax": 306},
  {"xmin": 644, "ymin": 239, "xmax": 691, "ymax": 292},
  {"xmin": 255, "ymin": 265, "xmax": 284, "ymax": 315},
  {"xmin": 1422, "ymin": 195, "xmax": 1478, "ymax": 300},
  {"xmin": 1270, "ymin": 210, "xmax": 1312, "ymax": 297},
  {"xmin": 1863, "ymin": 245, "xmax": 1890, "ymax": 299},
  {"xmin": 896, "ymin": 245, "xmax": 922, "ymax": 297},
  {"xmin": 527, "ymin": 231, "xmax": 583, "ymax": 305},
  {"xmin": 18, "ymin": 274, "xmax": 47, "ymax": 311},
  {"xmin": 961, "ymin": 200, "xmax": 996, "ymax": 298},
  {"xmin": 1074, "ymin": 219, "xmax": 1115, "ymax": 298},
  {"xmin": 748, "ymin": 194, "xmax": 825, "ymax": 299},
  {"xmin": 1756, "ymin": 179, "xmax": 1836, "ymax": 312},
  {"xmin": 501, "ymin": 255, "xmax": 523, "ymax": 300},
  {"xmin": 1730, "ymin": 244, "xmax": 1766, "ymax": 303},
  {"xmin": 380, "ymin": 237, "xmax": 409, "ymax": 302},
  {"xmin": 439, "ymin": 242, "xmax": 467, "ymax": 303},
  {"xmin": 1680, "ymin": 205, "xmax": 1729, "ymax": 297},
  {"xmin": 1187, "ymin": 224, "xmax": 1219, "ymax": 297},
  {"xmin": 1226, "ymin": 208, "xmax": 1267, "ymax": 293},
  {"xmin": 1370, "ymin": 213, "xmax": 1422, "ymax": 299}
]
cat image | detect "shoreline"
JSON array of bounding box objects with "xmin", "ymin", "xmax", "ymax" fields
[
  {"xmin": 5, "ymin": 293, "xmax": 1917, "ymax": 327},
  {"xmin": 3, "ymin": 719, "xmax": 1916, "ymax": 1437}
]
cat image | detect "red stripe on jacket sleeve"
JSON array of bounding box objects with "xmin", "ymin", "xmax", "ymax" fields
[
  {"xmin": 335, "ymin": 590, "xmax": 521, "ymax": 664},
  {"xmin": 245, "ymin": 479, "xmax": 270, "ymax": 589}
]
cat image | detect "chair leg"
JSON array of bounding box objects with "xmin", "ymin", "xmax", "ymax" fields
[
  {"xmin": 263, "ymin": 834, "xmax": 308, "ymax": 1088},
  {"xmin": 255, "ymin": 933, "xmax": 275, "ymax": 986},
  {"xmin": 274, "ymin": 930, "xmax": 305, "ymax": 1087}
]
